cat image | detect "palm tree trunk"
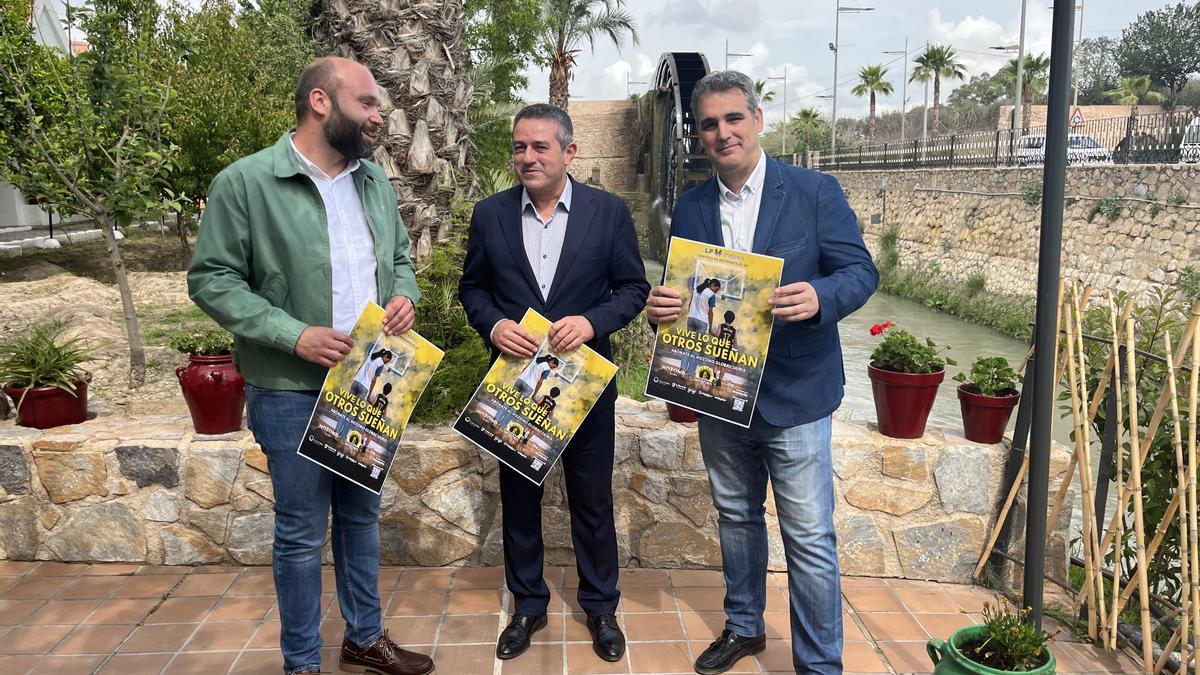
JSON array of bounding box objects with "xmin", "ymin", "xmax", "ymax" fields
[
  {"xmin": 804, "ymin": 131, "xmax": 811, "ymax": 167},
  {"xmin": 549, "ymin": 62, "xmax": 570, "ymax": 110},
  {"xmin": 316, "ymin": 0, "xmax": 472, "ymax": 264},
  {"xmin": 868, "ymin": 93, "xmax": 876, "ymax": 141},
  {"xmin": 1022, "ymin": 87, "xmax": 1034, "ymax": 134},
  {"xmin": 932, "ymin": 75, "xmax": 942, "ymax": 133}
]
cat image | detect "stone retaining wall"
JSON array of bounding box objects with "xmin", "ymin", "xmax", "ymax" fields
[
  {"xmin": 0, "ymin": 398, "xmax": 1071, "ymax": 584},
  {"xmin": 830, "ymin": 164, "xmax": 1200, "ymax": 299}
]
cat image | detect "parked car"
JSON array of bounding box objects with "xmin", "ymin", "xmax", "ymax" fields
[
  {"xmin": 1014, "ymin": 133, "xmax": 1114, "ymax": 166},
  {"xmin": 1181, "ymin": 117, "xmax": 1200, "ymax": 164}
]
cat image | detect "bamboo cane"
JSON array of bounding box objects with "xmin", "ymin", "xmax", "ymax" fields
[
  {"xmin": 1100, "ymin": 300, "xmax": 1200, "ymax": 557},
  {"xmin": 1108, "ymin": 292, "xmax": 1126, "ymax": 652},
  {"xmin": 1064, "ymin": 286, "xmax": 1098, "ymax": 639},
  {"xmin": 1189, "ymin": 325, "xmax": 1200, "ymax": 673},
  {"xmin": 1165, "ymin": 333, "xmax": 1191, "ymax": 673},
  {"xmin": 1075, "ymin": 285, "xmax": 1108, "ymax": 637},
  {"xmin": 972, "ymin": 283, "xmax": 1069, "ymax": 578},
  {"xmin": 1153, "ymin": 625, "xmax": 1184, "ymax": 675},
  {"xmin": 1044, "ymin": 284, "xmax": 1096, "ymax": 548},
  {"xmin": 1127, "ymin": 316, "xmax": 1154, "ymax": 673}
]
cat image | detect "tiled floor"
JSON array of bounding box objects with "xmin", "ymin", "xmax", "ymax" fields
[{"xmin": 0, "ymin": 562, "xmax": 1140, "ymax": 674}]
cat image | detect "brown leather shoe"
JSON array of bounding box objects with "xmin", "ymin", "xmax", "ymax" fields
[{"xmin": 339, "ymin": 630, "xmax": 434, "ymax": 675}]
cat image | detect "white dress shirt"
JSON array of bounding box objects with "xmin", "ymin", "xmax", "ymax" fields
[
  {"xmin": 716, "ymin": 150, "xmax": 767, "ymax": 253},
  {"xmin": 290, "ymin": 135, "xmax": 378, "ymax": 334},
  {"xmin": 490, "ymin": 180, "xmax": 573, "ymax": 342}
]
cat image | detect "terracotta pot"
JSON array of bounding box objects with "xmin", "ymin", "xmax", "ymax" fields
[
  {"xmin": 176, "ymin": 353, "xmax": 245, "ymax": 434},
  {"xmin": 928, "ymin": 624, "xmax": 1055, "ymax": 674},
  {"xmin": 868, "ymin": 363, "xmax": 944, "ymax": 439},
  {"xmin": 666, "ymin": 402, "xmax": 698, "ymax": 423},
  {"xmin": 957, "ymin": 384, "xmax": 1020, "ymax": 444},
  {"xmin": 4, "ymin": 373, "xmax": 91, "ymax": 429}
]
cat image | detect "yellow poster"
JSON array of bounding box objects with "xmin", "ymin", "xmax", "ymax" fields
[
  {"xmin": 297, "ymin": 302, "xmax": 444, "ymax": 493},
  {"xmin": 454, "ymin": 308, "xmax": 618, "ymax": 485},
  {"xmin": 646, "ymin": 236, "xmax": 784, "ymax": 427}
]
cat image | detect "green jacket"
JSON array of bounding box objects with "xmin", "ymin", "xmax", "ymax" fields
[{"xmin": 187, "ymin": 132, "xmax": 421, "ymax": 390}]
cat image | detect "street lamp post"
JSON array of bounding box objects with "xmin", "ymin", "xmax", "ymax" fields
[
  {"xmin": 830, "ymin": 0, "xmax": 875, "ymax": 152},
  {"xmin": 1048, "ymin": 1, "xmax": 1085, "ymax": 106},
  {"xmin": 725, "ymin": 39, "xmax": 751, "ymax": 72},
  {"xmin": 767, "ymin": 69, "xmax": 788, "ymax": 156},
  {"xmin": 883, "ymin": 38, "xmax": 909, "ymax": 147},
  {"xmin": 991, "ymin": 41, "xmax": 1024, "ymax": 133}
]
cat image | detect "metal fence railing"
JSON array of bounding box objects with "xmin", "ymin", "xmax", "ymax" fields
[{"xmin": 813, "ymin": 109, "xmax": 1200, "ymax": 171}]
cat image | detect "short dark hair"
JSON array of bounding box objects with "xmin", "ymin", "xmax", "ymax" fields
[
  {"xmin": 295, "ymin": 57, "xmax": 341, "ymax": 123},
  {"xmin": 691, "ymin": 70, "xmax": 758, "ymax": 121},
  {"xmin": 547, "ymin": 356, "xmax": 561, "ymax": 367},
  {"xmin": 548, "ymin": 387, "xmax": 560, "ymax": 397},
  {"xmin": 724, "ymin": 310, "xmax": 735, "ymax": 322},
  {"xmin": 513, "ymin": 103, "xmax": 574, "ymax": 148}
]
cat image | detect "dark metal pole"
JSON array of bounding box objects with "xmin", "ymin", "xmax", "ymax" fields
[{"xmin": 1023, "ymin": 0, "xmax": 1076, "ymax": 631}]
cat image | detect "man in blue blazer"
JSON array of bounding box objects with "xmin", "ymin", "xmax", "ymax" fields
[
  {"xmin": 460, "ymin": 104, "xmax": 649, "ymax": 664},
  {"xmin": 647, "ymin": 71, "xmax": 878, "ymax": 675}
]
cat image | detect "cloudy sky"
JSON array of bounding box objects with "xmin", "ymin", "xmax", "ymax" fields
[{"xmin": 517, "ymin": 0, "xmax": 1174, "ymax": 125}]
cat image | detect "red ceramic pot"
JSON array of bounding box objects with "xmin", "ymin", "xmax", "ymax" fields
[
  {"xmin": 176, "ymin": 353, "xmax": 245, "ymax": 434},
  {"xmin": 3, "ymin": 373, "xmax": 91, "ymax": 429},
  {"xmin": 957, "ymin": 384, "xmax": 1020, "ymax": 444},
  {"xmin": 666, "ymin": 403, "xmax": 698, "ymax": 423},
  {"xmin": 868, "ymin": 363, "xmax": 944, "ymax": 439}
]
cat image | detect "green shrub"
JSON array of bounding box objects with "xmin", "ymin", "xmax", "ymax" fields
[
  {"xmin": 876, "ymin": 224, "xmax": 900, "ymax": 273},
  {"xmin": 1019, "ymin": 180, "xmax": 1042, "ymax": 206},
  {"xmin": 1178, "ymin": 265, "xmax": 1200, "ymax": 306},
  {"xmin": 168, "ymin": 327, "xmax": 233, "ymax": 355},
  {"xmin": 1088, "ymin": 194, "xmax": 1121, "ymax": 222},
  {"xmin": 966, "ymin": 273, "xmax": 986, "ymax": 296},
  {"xmin": 612, "ymin": 313, "xmax": 654, "ymax": 401},
  {"xmin": 0, "ymin": 321, "xmax": 94, "ymax": 393},
  {"xmin": 963, "ymin": 598, "xmax": 1058, "ymax": 671},
  {"xmin": 954, "ymin": 356, "xmax": 1021, "ymax": 396}
]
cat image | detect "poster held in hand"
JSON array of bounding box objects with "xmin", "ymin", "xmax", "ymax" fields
[
  {"xmin": 645, "ymin": 236, "xmax": 784, "ymax": 427},
  {"xmin": 296, "ymin": 302, "xmax": 443, "ymax": 494},
  {"xmin": 454, "ymin": 308, "xmax": 618, "ymax": 485}
]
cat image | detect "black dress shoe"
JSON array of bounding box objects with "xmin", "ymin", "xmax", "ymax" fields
[
  {"xmin": 585, "ymin": 614, "xmax": 626, "ymax": 662},
  {"xmin": 694, "ymin": 629, "xmax": 766, "ymax": 675},
  {"xmin": 496, "ymin": 613, "xmax": 547, "ymax": 660}
]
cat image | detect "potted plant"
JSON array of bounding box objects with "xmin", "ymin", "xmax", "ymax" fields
[
  {"xmin": 927, "ymin": 597, "xmax": 1057, "ymax": 673},
  {"xmin": 172, "ymin": 327, "xmax": 244, "ymax": 434},
  {"xmin": 955, "ymin": 356, "xmax": 1022, "ymax": 444},
  {"xmin": 0, "ymin": 322, "xmax": 95, "ymax": 429},
  {"xmin": 867, "ymin": 321, "xmax": 954, "ymax": 439}
]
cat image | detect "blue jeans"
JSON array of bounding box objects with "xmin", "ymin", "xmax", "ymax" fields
[
  {"xmin": 335, "ymin": 380, "xmax": 370, "ymax": 440},
  {"xmin": 698, "ymin": 412, "xmax": 842, "ymax": 674},
  {"xmin": 245, "ymin": 385, "xmax": 384, "ymax": 674},
  {"xmin": 680, "ymin": 318, "xmax": 708, "ymax": 376}
]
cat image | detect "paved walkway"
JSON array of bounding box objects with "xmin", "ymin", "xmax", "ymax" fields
[{"xmin": 0, "ymin": 562, "xmax": 1139, "ymax": 674}]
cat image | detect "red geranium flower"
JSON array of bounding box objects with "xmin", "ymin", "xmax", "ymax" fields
[{"xmin": 869, "ymin": 321, "xmax": 894, "ymax": 336}]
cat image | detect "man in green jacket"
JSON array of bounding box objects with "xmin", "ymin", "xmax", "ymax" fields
[{"xmin": 188, "ymin": 57, "xmax": 433, "ymax": 675}]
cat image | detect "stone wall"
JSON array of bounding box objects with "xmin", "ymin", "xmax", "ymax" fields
[
  {"xmin": 830, "ymin": 164, "xmax": 1200, "ymax": 299},
  {"xmin": 0, "ymin": 398, "xmax": 1071, "ymax": 583},
  {"xmin": 566, "ymin": 100, "xmax": 638, "ymax": 194}
]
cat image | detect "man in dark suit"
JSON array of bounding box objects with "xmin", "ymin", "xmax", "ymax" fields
[
  {"xmin": 647, "ymin": 71, "xmax": 878, "ymax": 675},
  {"xmin": 459, "ymin": 103, "xmax": 649, "ymax": 664}
]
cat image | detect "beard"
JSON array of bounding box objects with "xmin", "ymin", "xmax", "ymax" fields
[{"xmin": 323, "ymin": 97, "xmax": 374, "ymax": 161}]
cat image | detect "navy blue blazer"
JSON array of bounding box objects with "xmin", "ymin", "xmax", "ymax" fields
[
  {"xmin": 669, "ymin": 156, "xmax": 878, "ymax": 427},
  {"xmin": 460, "ymin": 177, "xmax": 650, "ymax": 409}
]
